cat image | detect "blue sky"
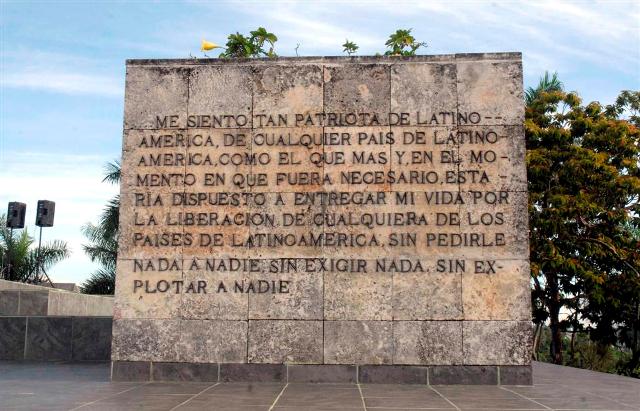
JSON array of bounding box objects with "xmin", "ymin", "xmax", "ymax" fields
[{"xmin": 1, "ymin": 0, "xmax": 639, "ymax": 284}]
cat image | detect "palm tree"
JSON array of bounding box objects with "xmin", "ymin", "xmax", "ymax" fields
[
  {"xmin": 81, "ymin": 161, "xmax": 120, "ymax": 294},
  {"xmin": 525, "ymin": 71, "xmax": 564, "ymax": 106},
  {"xmin": 0, "ymin": 215, "xmax": 69, "ymax": 283},
  {"xmin": 384, "ymin": 28, "xmax": 427, "ymax": 56}
]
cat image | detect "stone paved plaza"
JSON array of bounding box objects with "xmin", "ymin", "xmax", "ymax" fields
[{"xmin": 0, "ymin": 361, "xmax": 637, "ymax": 410}]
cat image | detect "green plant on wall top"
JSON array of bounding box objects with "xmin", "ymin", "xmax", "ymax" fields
[
  {"xmin": 219, "ymin": 27, "xmax": 278, "ymax": 58},
  {"xmin": 384, "ymin": 28, "xmax": 427, "ymax": 56},
  {"xmin": 342, "ymin": 39, "xmax": 359, "ymax": 56}
]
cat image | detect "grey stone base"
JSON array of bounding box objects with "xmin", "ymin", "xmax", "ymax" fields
[
  {"xmin": 0, "ymin": 316, "xmax": 112, "ymax": 361},
  {"xmin": 111, "ymin": 362, "xmax": 532, "ymax": 385}
]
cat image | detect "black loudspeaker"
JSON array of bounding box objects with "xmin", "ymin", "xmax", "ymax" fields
[
  {"xmin": 36, "ymin": 200, "xmax": 55, "ymax": 227},
  {"xmin": 7, "ymin": 202, "xmax": 26, "ymax": 228}
]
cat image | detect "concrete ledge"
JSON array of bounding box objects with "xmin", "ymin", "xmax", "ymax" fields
[
  {"xmin": 0, "ymin": 280, "xmax": 113, "ymax": 316},
  {"xmin": 111, "ymin": 361, "xmax": 532, "ymax": 385},
  {"xmin": 0, "ymin": 316, "xmax": 112, "ymax": 361}
]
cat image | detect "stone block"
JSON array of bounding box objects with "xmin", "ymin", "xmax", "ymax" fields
[
  {"xmin": 429, "ymin": 365, "xmax": 498, "ymax": 384},
  {"xmin": 324, "ymin": 321, "xmax": 392, "ymax": 364},
  {"xmin": 393, "ymin": 321, "xmax": 463, "ymax": 365},
  {"xmin": 456, "ymin": 59, "xmax": 524, "ymax": 126},
  {"xmin": 391, "ymin": 63, "xmax": 457, "ymax": 126},
  {"xmin": 248, "ymin": 320, "xmax": 322, "ymax": 364},
  {"xmin": 253, "ymin": 64, "xmax": 323, "ymax": 122},
  {"xmin": 458, "ymin": 190, "xmax": 529, "ymax": 259},
  {"xmin": 189, "ymin": 65, "xmax": 252, "ymax": 126},
  {"xmin": 111, "ymin": 319, "xmax": 180, "ymax": 362},
  {"xmin": 18, "ymin": 291, "xmax": 48, "ymax": 315},
  {"xmin": 47, "ymin": 291, "xmax": 87, "ymax": 316},
  {"xmin": 219, "ymin": 363, "xmax": 286, "ymax": 382},
  {"xmin": 152, "ymin": 362, "xmax": 219, "ymax": 382},
  {"xmin": 463, "ymin": 321, "xmax": 532, "ymax": 365},
  {"xmin": 71, "ymin": 317, "xmax": 112, "ymax": 361},
  {"xmin": 288, "ymin": 364, "xmax": 357, "ymax": 383},
  {"xmin": 462, "ymin": 259, "xmax": 531, "ymax": 320},
  {"xmin": 111, "ymin": 361, "xmax": 151, "ymax": 381},
  {"xmin": 324, "ymin": 64, "xmax": 390, "ymax": 125},
  {"xmin": 112, "ymin": 259, "xmax": 183, "ymax": 319},
  {"xmin": 324, "ymin": 272, "xmax": 392, "ymax": 320},
  {"xmin": 0, "ymin": 290, "xmax": 19, "ymax": 315},
  {"xmin": 393, "ymin": 271, "xmax": 462, "ymax": 320},
  {"xmin": 24, "ymin": 317, "xmax": 73, "ymax": 361},
  {"xmin": 457, "ymin": 125, "xmax": 527, "ymax": 192},
  {"xmin": 248, "ymin": 269, "xmax": 322, "ymax": 320},
  {"xmin": 124, "ymin": 66, "xmax": 189, "ymax": 129},
  {"xmin": 178, "ymin": 320, "xmax": 247, "ymax": 363},
  {"xmin": 0, "ymin": 317, "xmax": 26, "ymax": 360},
  {"xmin": 181, "ymin": 269, "xmax": 249, "ymax": 320},
  {"xmin": 500, "ymin": 365, "xmax": 532, "ymax": 385},
  {"xmin": 359, "ymin": 365, "xmax": 428, "ymax": 384}
]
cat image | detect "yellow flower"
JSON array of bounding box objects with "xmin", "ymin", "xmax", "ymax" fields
[{"xmin": 201, "ymin": 40, "xmax": 220, "ymax": 52}]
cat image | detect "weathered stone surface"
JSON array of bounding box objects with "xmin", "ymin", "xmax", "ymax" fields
[
  {"xmin": 393, "ymin": 321, "xmax": 463, "ymax": 365},
  {"xmin": 288, "ymin": 364, "xmax": 357, "ymax": 383},
  {"xmin": 18, "ymin": 291, "xmax": 48, "ymax": 315},
  {"xmin": 178, "ymin": 320, "xmax": 247, "ymax": 363},
  {"xmin": 115, "ymin": 55, "xmax": 530, "ymax": 378},
  {"xmin": 324, "ymin": 64, "xmax": 390, "ymax": 125},
  {"xmin": 189, "ymin": 65, "xmax": 252, "ymax": 125},
  {"xmin": 24, "ymin": 317, "xmax": 73, "ymax": 361},
  {"xmin": 0, "ymin": 317, "xmax": 26, "ymax": 360},
  {"xmin": 254, "ymin": 64, "xmax": 323, "ymax": 122},
  {"xmin": 393, "ymin": 271, "xmax": 462, "ymax": 320},
  {"xmin": 248, "ymin": 320, "xmax": 322, "ymax": 364},
  {"xmin": 0, "ymin": 290, "xmax": 19, "ymax": 315},
  {"xmin": 113, "ymin": 259, "xmax": 182, "ymax": 319},
  {"xmin": 152, "ymin": 362, "xmax": 219, "ymax": 382},
  {"xmin": 324, "ymin": 272, "xmax": 392, "ymax": 320},
  {"xmin": 359, "ymin": 365, "xmax": 429, "ymax": 384},
  {"xmin": 248, "ymin": 270, "xmax": 322, "ymax": 320},
  {"xmin": 324, "ymin": 321, "xmax": 392, "ymax": 364},
  {"xmin": 181, "ymin": 269, "xmax": 249, "ymax": 320},
  {"xmin": 391, "ymin": 63, "xmax": 457, "ymax": 125},
  {"xmin": 456, "ymin": 59, "xmax": 524, "ymax": 126},
  {"xmin": 111, "ymin": 361, "xmax": 151, "ymax": 381},
  {"xmin": 462, "ymin": 259, "xmax": 531, "ymax": 320},
  {"xmin": 71, "ymin": 317, "xmax": 112, "ymax": 361},
  {"xmin": 463, "ymin": 321, "xmax": 532, "ymax": 365},
  {"xmin": 429, "ymin": 365, "xmax": 498, "ymax": 385},
  {"xmin": 111, "ymin": 319, "xmax": 180, "ymax": 362},
  {"xmin": 124, "ymin": 66, "xmax": 189, "ymax": 129}
]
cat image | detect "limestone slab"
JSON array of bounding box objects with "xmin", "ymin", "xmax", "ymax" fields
[
  {"xmin": 462, "ymin": 259, "xmax": 531, "ymax": 320},
  {"xmin": 463, "ymin": 320, "xmax": 532, "ymax": 365},
  {"xmin": 178, "ymin": 320, "xmax": 247, "ymax": 363},
  {"xmin": 324, "ymin": 320, "xmax": 392, "ymax": 364},
  {"xmin": 253, "ymin": 64, "xmax": 323, "ymax": 122},
  {"xmin": 393, "ymin": 271, "xmax": 462, "ymax": 320},
  {"xmin": 393, "ymin": 321, "xmax": 463, "ymax": 365},
  {"xmin": 248, "ymin": 270, "xmax": 322, "ymax": 320},
  {"xmin": 391, "ymin": 63, "xmax": 457, "ymax": 126},
  {"xmin": 324, "ymin": 64, "xmax": 390, "ymax": 125},
  {"xmin": 456, "ymin": 59, "xmax": 524, "ymax": 126},
  {"xmin": 324, "ymin": 272, "xmax": 392, "ymax": 320},
  {"xmin": 124, "ymin": 66, "xmax": 189, "ymax": 129},
  {"xmin": 248, "ymin": 320, "xmax": 322, "ymax": 364},
  {"xmin": 111, "ymin": 319, "xmax": 180, "ymax": 362},
  {"xmin": 189, "ymin": 65, "xmax": 252, "ymax": 126}
]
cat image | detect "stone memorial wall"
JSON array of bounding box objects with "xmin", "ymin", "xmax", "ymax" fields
[{"xmin": 112, "ymin": 54, "xmax": 532, "ymax": 384}]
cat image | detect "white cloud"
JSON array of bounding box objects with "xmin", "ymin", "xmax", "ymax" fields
[
  {"xmin": 2, "ymin": 70, "xmax": 123, "ymax": 97},
  {"xmin": 1, "ymin": 49, "xmax": 124, "ymax": 97}
]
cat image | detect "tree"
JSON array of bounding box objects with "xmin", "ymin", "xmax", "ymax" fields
[
  {"xmin": 527, "ymin": 87, "xmax": 640, "ymax": 365},
  {"xmin": 80, "ymin": 161, "xmax": 120, "ymax": 294},
  {"xmin": 384, "ymin": 28, "xmax": 427, "ymax": 56},
  {"xmin": 0, "ymin": 215, "xmax": 69, "ymax": 283},
  {"xmin": 342, "ymin": 39, "xmax": 358, "ymax": 56},
  {"xmin": 525, "ymin": 71, "xmax": 563, "ymax": 106},
  {"xmin": 219, "ymin": 27, "xmax": 278, "ymax": 58}
]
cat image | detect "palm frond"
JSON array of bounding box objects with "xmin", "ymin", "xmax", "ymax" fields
[
  {"xmin": 102, "ymin": 161, "xmax": 121, "ymax": 184},
  {"xmin": 80, "ymin": 267, "xmax": 115, "ymax": 295}
]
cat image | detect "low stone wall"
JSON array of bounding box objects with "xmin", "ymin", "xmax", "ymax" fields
[
  {"xmin": 0, "ymin": 280, "xmax": 113, "ymax": 316},
  {"xmin": 0, "ymin": 316, "xmax": 112, "ymax": 361}
]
